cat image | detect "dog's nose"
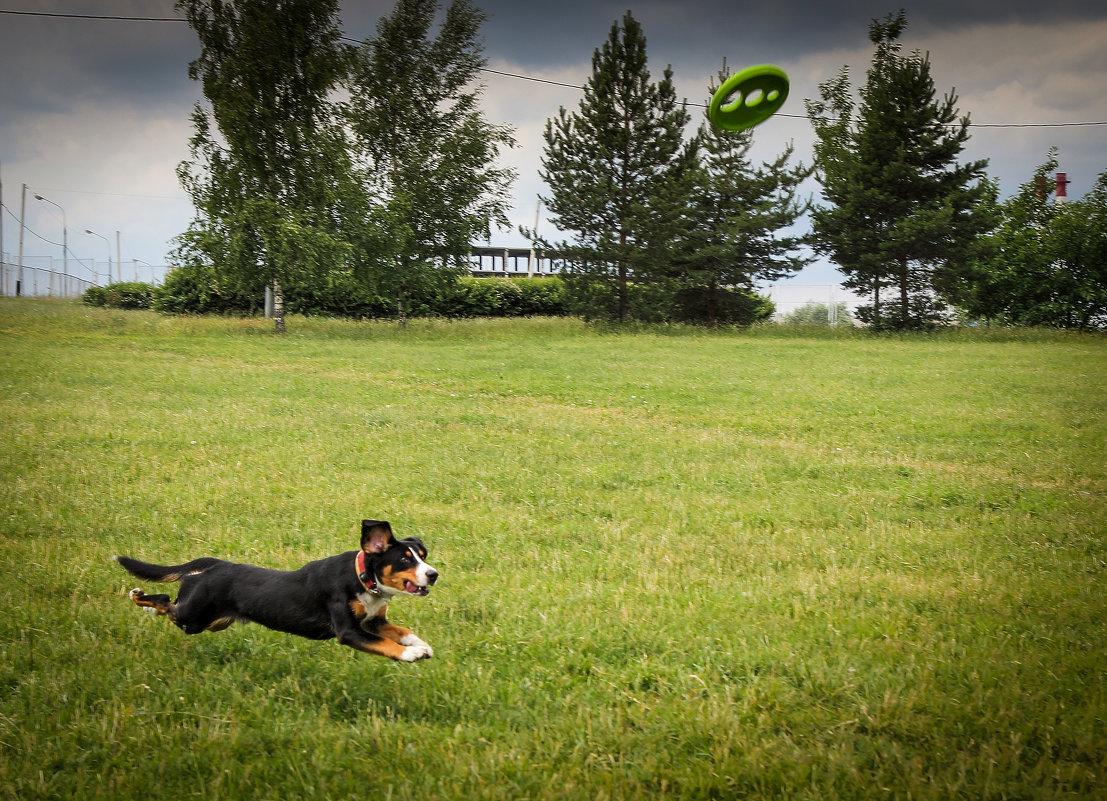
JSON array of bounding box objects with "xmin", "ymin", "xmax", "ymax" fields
[{"xmin": 426, "ymin": 569, "xmax": 439, "ymax": 585}]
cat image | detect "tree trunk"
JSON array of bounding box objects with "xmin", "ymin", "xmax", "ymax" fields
[
  {"xmin": 618, "ymin": 141, "xmax": 629, "ymax": 323},
  {"xmin": 273, "ymin": 278, "xmax": 285, "ymax": 334},
  {"xmin": 899, "ymin": 255, "xmax": 909, "ymax": 329},
  {"xmin": 618, "ymin": 260, "xmax": 628, "ymax": 323},
  {"xmin": 874, "ymin": 278, "xmax": 881, "ymax": 329}
]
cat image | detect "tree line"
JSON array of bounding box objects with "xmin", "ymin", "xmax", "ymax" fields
[{"xmin": 167, "ymin": 1, "xmax": 1106, "ymax": 331}]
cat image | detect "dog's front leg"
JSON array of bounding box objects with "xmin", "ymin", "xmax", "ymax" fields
[
  {"xmin": 332, "ymin": 605, "xmax": 431, "ymax": 662},
  {"xmin": 374, "ymin": 619, "xmax": 434, "ymax": 660},
  {"xmin": 344, "ymin": 632, "xmax": 429, "ymax": 662},
  {"xmin": 363, "ymin": 607, "xmax": 433, "ymax": 657}
]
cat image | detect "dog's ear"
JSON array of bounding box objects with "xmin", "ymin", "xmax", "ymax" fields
[{"xmin": 361, "ymin": 520, "xmax": 394, "ymax": 554}]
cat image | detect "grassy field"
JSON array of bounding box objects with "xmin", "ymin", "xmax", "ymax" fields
[{"xmin": 1, "ymin": 299, "xmax": 1104, "ymax": 800}]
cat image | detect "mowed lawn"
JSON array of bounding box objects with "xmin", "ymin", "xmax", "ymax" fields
[{"xmin": 1, "ymin": 299, "xmax": 1104, "ymax": 800}]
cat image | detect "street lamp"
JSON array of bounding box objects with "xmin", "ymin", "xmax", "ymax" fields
[
  {"xmin": 34, "ymin": 193, "xmax": 67, "ymax": 297},
  {"xmin": 84, "ymin": 229, "xmax": 111, "ymax": 285},
  {"xmin": 133, "ymin": 258, "xmax": 153, "ymax": 284}
]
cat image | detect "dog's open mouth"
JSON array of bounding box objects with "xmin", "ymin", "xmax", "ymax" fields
[{"xmin": 405, "ymin": 581, "xmax": 430, "ymax": 596}]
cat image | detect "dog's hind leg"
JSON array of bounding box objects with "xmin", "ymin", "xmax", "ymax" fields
[
  {"xmin": 129, "ymin": 589, "xmax": 233, "ymax": 633},
  {"xmin": 129, "ymin": 588, "xmax": 175, "ymax": 617}
]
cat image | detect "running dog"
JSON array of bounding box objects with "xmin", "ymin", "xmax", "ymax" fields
[{"xmin": 115, "ymin": 520, "xmax": 437, "ymax": 662}]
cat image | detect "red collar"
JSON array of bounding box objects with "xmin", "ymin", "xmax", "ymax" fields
[{"xmin": 356, "ymin": 551, "xmax": 378, "ymax": 593}]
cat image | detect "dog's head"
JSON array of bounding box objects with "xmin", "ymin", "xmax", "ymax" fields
[{"xmin": 360, "ymin": 520, "xmax": 438, "ymax": 597}]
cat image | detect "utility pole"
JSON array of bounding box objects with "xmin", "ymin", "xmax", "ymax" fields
[
  {"xmin": 17, "ymin": 183, "xmax": 27, "ymax": 297},
  {"xmin": 34, "ymin": 193, "xmax": 67, "ymax": 297},
  {"xmin": 0, "ymin": 163, "xmax": 4, "ymax": 296},
  {"xmin": 85, "ymin": 229, "xmax": 110, "ymax": 286},
  {"xmin": 527, "ymin": 196, "xmax": 541, "ymax": 277}
]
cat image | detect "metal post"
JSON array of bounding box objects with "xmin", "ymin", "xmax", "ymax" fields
[
  {"xmin": 34, "ymin": 193, "xmax": 67, "ymax": 297},
  {"xmin": 528, "ymin": 197, "xmax": 541, "ymax": 277},
  {"xmin": 0, "ymin": 163, "xmax": 4, "ymax": 296},
  {"xmin": 85, "ymin": 229, "xmax": 111, "ymax": 286},
  {"xmin": 17, "ymin": 183, "xmax": 27, "ymax": 296}
]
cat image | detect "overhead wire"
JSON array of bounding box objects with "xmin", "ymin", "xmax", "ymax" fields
[
  {"xmin": 1, "ymin": 6, "xmax": 1103, "ymax": 129},
  {"xmin": 0, "ymin": 202, "xmax": 96, "ymax": 266}
]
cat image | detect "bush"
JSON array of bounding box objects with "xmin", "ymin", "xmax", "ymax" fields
[
  {"xmin": 670, "ymin": 286, "xmax": 775, "ymax": 326},
  {"xmin": 148, "ymin": 264, "xmax": 567, "ymax": 320},
  {"xmin": 516, "ymin": 276, "xmax": 567, "ymax": 316},
  {"xmin": 434, "ymin": 276, "xmax": 566, "ymax": 318},
  {"xmin": 783, "ymin": 301, "xmax": 853, "ymax": 326},
  {"xmin": 283, "ymin": 270, "xmax": 393, "ymax": 319},
  {"xmin": 82, "ymin": 282, "xmax": 154, "ymax": 310},
  {"xmin": 152, "ymin": 263, "xmax": 260, "ymax": 315},
  {"xmin": 107, "ymin": 282, "xmax": 155, "ymax": 310},
  {"xmin": 81, "ymin": 286, "xmax": 108, "ymax": 307}
]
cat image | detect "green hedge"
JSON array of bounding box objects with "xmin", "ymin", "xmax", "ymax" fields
[
  {"xmin": 82, "ymin": 282, "xmax": 155, "ymax": 310},
  {"xmin": 105, "ymin": 267, "xmax": 568, "ymax": 319},
  {"xmin": 436, "ymin": 276, "xmax": 566, "ymax": 318},
  {"xmin": 84, "ymin": 271, "xmax": 768, "ymax": 325},
  {"xmin": 150, "ymin": 262, "xmax": 260, "ymax": 315}
]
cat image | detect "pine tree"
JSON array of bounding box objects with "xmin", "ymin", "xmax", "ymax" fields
[
  {"xmin": 539, "ymin": 12, "xmax": 694, "ymax": 322},
  {"xmin": 806, "ymin": 11, "xmax": 991, "ymax": 329},
  {"xmin": 678, "ymin": 62, "xmax": 812, "ymax": 325}
]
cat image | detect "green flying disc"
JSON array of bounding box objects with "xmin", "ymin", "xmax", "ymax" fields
[{"xmin": 708, "ymin": 64, "xmax": 789, "ymax": 131}]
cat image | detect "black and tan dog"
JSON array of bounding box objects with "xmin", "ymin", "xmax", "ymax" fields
[{"xmin": 115, "ymin": 520, "xmax": 437, "ymax": 662}]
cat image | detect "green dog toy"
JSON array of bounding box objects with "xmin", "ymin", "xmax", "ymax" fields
[{"xmin": 708, "ymin": 64, "xmax": 789, "ymax": 131}]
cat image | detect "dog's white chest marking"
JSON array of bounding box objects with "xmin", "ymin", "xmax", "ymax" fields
[{"xmin": 356, "ymin": 591, "xmax": 389, "ymax": 619}]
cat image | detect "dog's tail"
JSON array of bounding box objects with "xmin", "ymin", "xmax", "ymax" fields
[{"xmin": 113, "ymin": 555, "xmax": 222, "ymax": 583}]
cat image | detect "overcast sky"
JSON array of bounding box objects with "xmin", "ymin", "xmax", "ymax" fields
[{"xmin": 1, "ymin": 0, "xmax": 1104, "ymax": 286}]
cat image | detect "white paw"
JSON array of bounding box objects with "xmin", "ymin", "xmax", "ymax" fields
[
  {"xmin": 401, "ymin": 634, "xmax": 433, "ymax": 659},
  {"xmin": 399, "ymin": 642, "xmax": 433, "ymax": 662}
]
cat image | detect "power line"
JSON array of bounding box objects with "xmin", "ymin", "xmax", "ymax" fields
[
  {"xmin": 462, "ymin": 66, "xmax": 586, "ymax": 92},
  {"xmin": 33, "ymin": 186, "xmax": 188, "ymax": 201},
  {"xmin": 473, "ymin": 70, "xmax": 1107, "ymax": 128},
  {"xmin": 1, "ymin": 203, "xmax": 88, "ymax": 258},
  {"xmin": 0, "ymin": 9, "xmax": 181, "ymax": 22},
  {"xmin": 4, "ymin": 7, "xmax": 1106, "ymax": 130}
]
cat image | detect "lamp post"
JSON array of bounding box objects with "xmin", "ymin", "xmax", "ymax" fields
[
  {"xmin": 34, "ymin": 193, "xmax": 67, "ymax": 297},
  {"xmin": 133, "ymin": 258, "xmax": 152, "ymax": 284},
  {"xmin": 84, "ymin": 229, "xmax": 111, "ymax": 286}
]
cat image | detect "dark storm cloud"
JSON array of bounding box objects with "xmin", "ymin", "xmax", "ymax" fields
[
  {"xmin": 470, "ymin": 0, "xmax": 1104, "ymax": 67},
  {"xmin": 0, "ymin": 0, "xmax": 1102, "ymax": 267},
  {"xmin": 0, "ymin": 2, "xmax": 196, "ymax": 113}
]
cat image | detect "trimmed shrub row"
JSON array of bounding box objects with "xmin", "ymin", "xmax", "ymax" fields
[
  {"xmin": 81, "ymin": 281, "xmax": 156, "ymax": 310},
  {"xmin": 85, "ymin": 274, "xmax": 567, "ymax": 319},
  {"xmin": 83, "ymin": 271, "xmax": 772, "ymax": 326}
]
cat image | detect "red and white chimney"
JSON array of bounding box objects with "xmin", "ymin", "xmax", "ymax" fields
[{"xmin": 1056, "ymin": 172, "xmax": 1070, "ymax": 203}]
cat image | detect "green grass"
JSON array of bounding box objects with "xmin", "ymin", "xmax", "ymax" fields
[{"xmin": 1, "ymin": 299, "xmax": 1104, "ymax": 800}]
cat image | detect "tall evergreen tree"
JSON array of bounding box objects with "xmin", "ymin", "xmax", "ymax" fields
[
  {"xmin": 678, "ymin": 63, "xmax": 812, "ymax": 325},
  {"xmin": 174, "ymin": 0, "xmax": 360, "ymax": 332},
  {"xmin": 806, "ymin": 11, "xmax": 991, "ymax": 329},
  {"xmin": 349, "ymin": 0, "xmax": 516, "ymax": 324},
  {"xmin": 539, "ymin": 11, "xmax": 695, "ymax": 322}
]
